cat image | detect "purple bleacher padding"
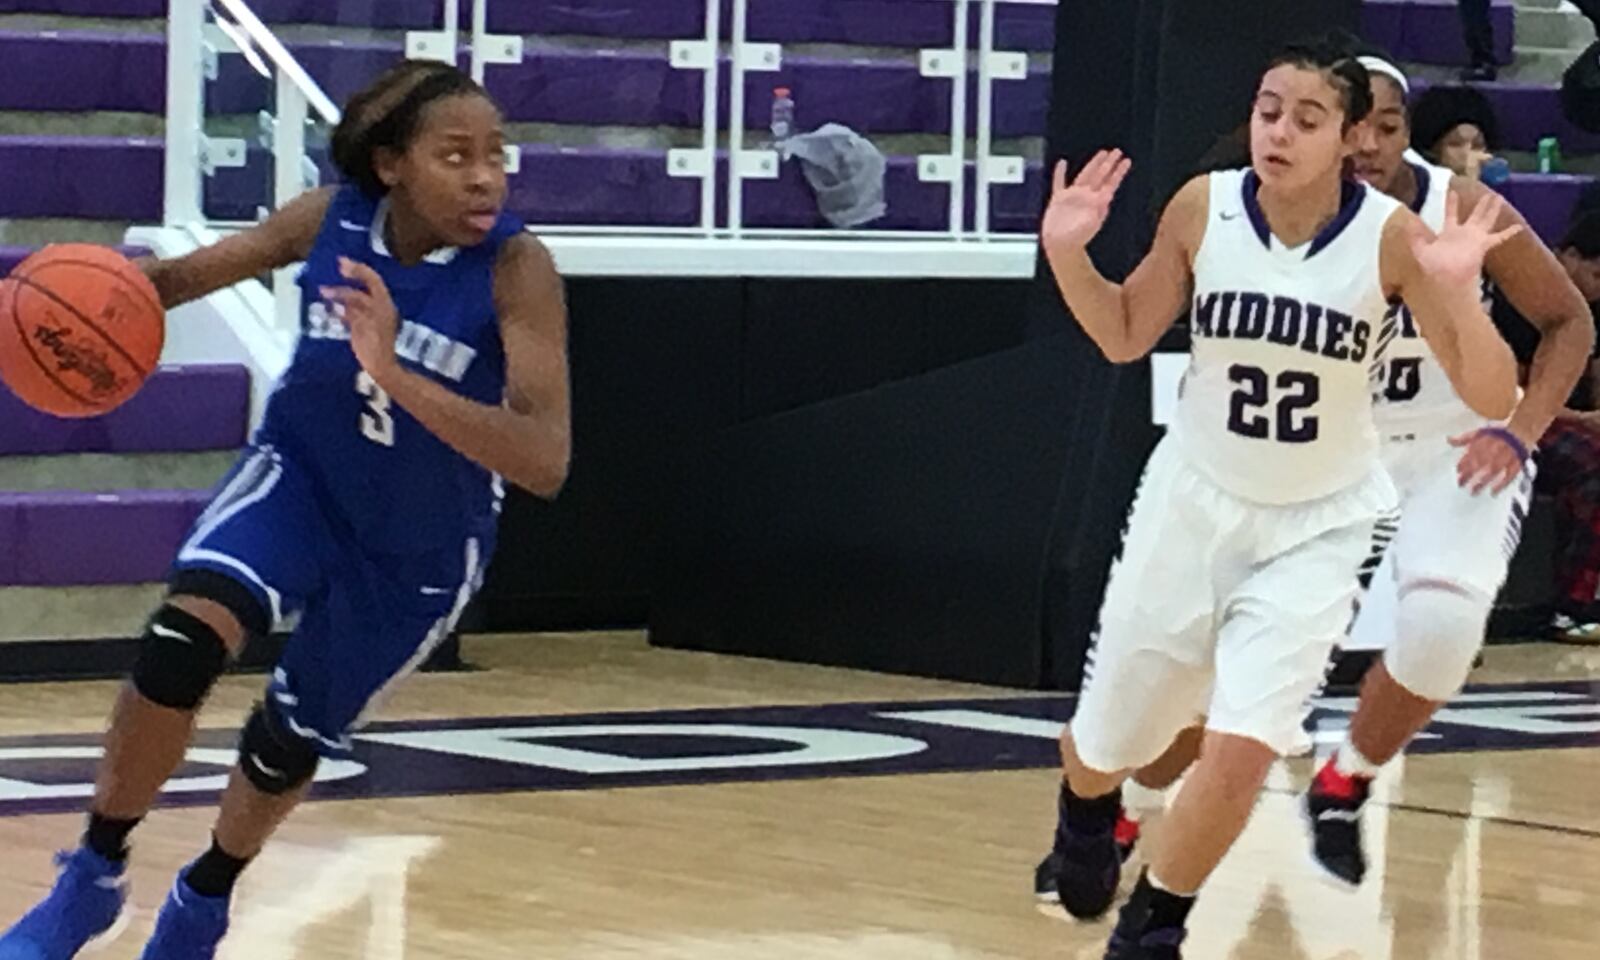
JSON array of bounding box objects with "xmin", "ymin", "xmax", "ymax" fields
[
  {"xmin": 2, "ymin": 488, "xmax": 208, "ymax": 587},
  {"xmin": 491, "ymin": 0, "xmax": 704, "ymax": 39},
  {"xmin": 209, "ymin": 39, "xmax": 1048, "ymax": 138},
  {"xmin": 0, "ymin": 31, "xmax": 163, "ymax": 114},
  {"xmin": 244, "ymin": 0, "xmax": 442, "ymax": 29},
  {"xmin": 183, "ymin": 134, "xmax": 1582, "ymax": 238},
  {"xmin": 746, "ymin": 0, "xmax": 1056, "ymax": 52},
  {"xmin": 0, "ymin": 245, "xmax": 29, "ymax": 278},
  {"xmin": 1360, "ymin": 0, "xmax": 1514, "ymax": 67},
  {"xmin": 0, "ymin": 495, "xmax": 18, "ymax": 583},
  {"xmin": 0, "ymin": 365, "xmax": 249, "ymax": 456},
  {"xmin": 0, "ymin": 136, "xmax": 161, "ymax": 220},
  {"xmin": 0, "ymin": 0, "xmax": 163, "ymax": 15},
  {"xmin": 1499, "ymin": 174, "xmax": 1592, "ymax": 243}
]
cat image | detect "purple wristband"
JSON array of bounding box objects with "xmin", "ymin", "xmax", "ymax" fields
[{"xmin": 1478, "ymin": 426, "xmax": 1531, "ymax": 463}]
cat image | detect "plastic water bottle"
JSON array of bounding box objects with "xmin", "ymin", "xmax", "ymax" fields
[
  {"xmin": 1480, "ymin": 156, "xmax": 1511, "ymax": 186},
  {"xmin": 1538, "ymin": 136, "xmax": 1562, "ymax": 174},
  {"xmin": 770, "ymin": 87, "xmax": 795, "ymax": 146}
]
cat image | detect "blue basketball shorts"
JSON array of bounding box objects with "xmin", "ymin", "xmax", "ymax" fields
[{"xmin": 170, "ymin": 444, "xmax": 492, "ymax": 755}]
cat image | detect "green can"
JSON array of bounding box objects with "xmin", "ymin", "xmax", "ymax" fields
[{"xmin": 1538, "ymin": 136, "xmax": 1562, "ymax": 173}]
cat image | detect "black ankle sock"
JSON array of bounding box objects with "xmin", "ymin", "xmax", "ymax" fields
[
  {"xmin": 84, "ymin": 813, "xmax": 142, "ymax": 863},
  {"xmin": 184, "ymin": 837, "xmax": 252, "ymax": 898},
  {"xmin": 1133, "ymin": 871, "xmax": 1197, "ymax": 930},
  {"xmin": 1058, "ymin": 778, "xmax": 1122, "ymax": 835}
]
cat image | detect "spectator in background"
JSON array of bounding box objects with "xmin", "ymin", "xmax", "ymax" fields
[
  {"xmin": 1410, "ymin": 83, "xmax": 1503, "ymax": 180},
  {"xmin": 1461, "ymin": 0, "xmax": 1600, "ymax": 82},
  {"xmin": 1497, "ymin": 211, "xmax": 1600, "ymax": 643}
]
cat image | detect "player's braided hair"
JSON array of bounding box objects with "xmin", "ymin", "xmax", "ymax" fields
[
  {"xmin": 331, "ymin": 61, "xmax": 491, "ymax": 197},
  {"xmin": 1266, "ymin": 35, "xmax": 1375, "ymax": 129}
]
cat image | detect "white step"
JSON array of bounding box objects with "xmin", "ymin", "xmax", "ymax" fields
[
  {"xmin": 1518, "ymin": 4, "xmax": 1596, "ymax": 50},
  {"xmin": 0, "ymin": 450, "xmax": 235, "ymax": 493},
  {"xmin": 0, "ymin": 584, "xmax": 165, "ymax": 643}
]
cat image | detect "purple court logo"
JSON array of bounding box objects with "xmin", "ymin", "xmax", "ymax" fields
[{"xmin": 0, "ymin": 681, "xmax": 1596, "ymax": 818}]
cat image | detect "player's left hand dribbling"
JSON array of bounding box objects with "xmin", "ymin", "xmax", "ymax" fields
[
  {"xmin": 1448, "ymin": 429, "xmax": 1525, "ymax": 495},
  {"xmin": 322, "ymin": 257, "xmax": 401, "ymax": 382}
]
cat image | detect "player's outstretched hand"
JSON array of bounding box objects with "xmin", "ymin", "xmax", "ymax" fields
[
  {"xmin": 1409, "ymin": 190, "xmax": 1521, "ymax": 290},
  {"xmin": 1449, "ymin": 427, "xmax": 1530, "ymax": 495},
  {"xmin": 1041, "ymin": 150, "xmax": 1132, "ymax": 254},
  {"xmin": 323, "ymin": 257, "xmax": 401, "ymax": 381}
]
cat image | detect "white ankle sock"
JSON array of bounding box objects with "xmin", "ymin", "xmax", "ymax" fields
[
  {"xmin": 1147, "ymin": 869, "xmax": 1197, "ymax": 899},
  {"xmin": 1123, "ymin": 781, "xmax": 1166, "ymax": 819},
  {"xmin": 1333, "ymin": 741, "xmax": 1381, "ymax": 779}
]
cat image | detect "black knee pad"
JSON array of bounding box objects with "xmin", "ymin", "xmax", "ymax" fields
[
  {"xmin": 131, "ymin": 606, "xmax": 230, "ymax": 710},
  {"xmin": 237, "ymin": 702, "xmax": 319, "ymax": 795}
]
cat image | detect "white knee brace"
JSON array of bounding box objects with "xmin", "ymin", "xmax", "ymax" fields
[{"xmin": 1385, "ymin": 578, "xmax": 1492, "ymax": 702}]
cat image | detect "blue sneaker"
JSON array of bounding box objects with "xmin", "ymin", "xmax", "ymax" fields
[
  {"xmin": 0, "ymin": 848, "xmax": 129, "ymax": 960},
  {"xmin": 137, "ymin": 871, "xmax": 229, "ymax": 960}
]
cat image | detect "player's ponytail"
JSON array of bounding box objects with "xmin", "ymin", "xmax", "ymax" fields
[{"xmin": 331, "ymin": 61, "xmax": 490, "ymax": 197}]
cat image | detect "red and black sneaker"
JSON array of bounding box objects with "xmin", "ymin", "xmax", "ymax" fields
[{"xmin": 1305, "ymin": 759, "xmax": 1372, "ymax": 887}]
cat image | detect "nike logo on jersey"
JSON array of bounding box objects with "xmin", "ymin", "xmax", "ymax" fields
[
  {"xmin": 420, "ymin": 586, "xmax": 453, "ymax": 596},
  {"xmin": 149, "ymin": 624, "xmax": 192, "ymax": 645},
  {"xmin": 339, "ymin": 219, "xmax": 367, "ymax": 232},
  {"xmin": 1192, "ymin": 290, "xmax": 1372, "ymax": 363},
  {"xmin": 1220, "ymin": 211, "xmax": 1241, "ymax": 221}
]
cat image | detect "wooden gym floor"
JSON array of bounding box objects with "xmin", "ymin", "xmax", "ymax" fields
[{"xmin": 0, "ymin": 633, "xmax": 1597, "ymax": 959}]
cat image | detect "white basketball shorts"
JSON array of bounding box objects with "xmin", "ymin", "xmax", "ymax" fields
[
  {"xmin": 1070, "ymin": 435, "xmax": 1398, "ymax": 770},
  {"xmin": 1345, "ymin": 431, "xmax": 1534, "ymax": 653}
]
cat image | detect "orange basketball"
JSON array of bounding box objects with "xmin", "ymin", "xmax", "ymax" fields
[{"xmin": 0, "ymin": 244, "xmax": 165, "ymax": 418}]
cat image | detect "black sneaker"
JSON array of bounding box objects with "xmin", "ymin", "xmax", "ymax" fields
[
  {"xmin": 1034, "ymin": 783, "xmax": 1122, "ymax": 919},
  {"xmin": 1305, "ymin": 760, "xmax": 1371, "ymax": 886},
  {"xmin": 1035, "ymin": 807, "xmax": 1139, "ymax": 905},
  {"xmin": 1104, "ymin": 880, "xmax": 1187, "ymax": 960},
  {"xmin": 1105, "ymin": 926, "xmax": 1186, "ymax": 960}
]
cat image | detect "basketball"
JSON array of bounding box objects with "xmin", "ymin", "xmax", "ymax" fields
[{"xmin": 0, "ymin": 244, "xmax": 165, "ymax": 418}]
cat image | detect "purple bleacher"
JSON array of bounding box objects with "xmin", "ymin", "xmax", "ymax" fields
[
  {"xmin": 0, "ymin": 488, "xmax": 208, "ymax": 586},
  {"xmin": 1500, "ymin": 173, "xmax": 1592, "ymax": 243},
  {"xmin": 0, "ymin": 31, "xmax": 163, "ymax": 113},
  {"xmin": 0, "ymin": 24, "xmax": 1550, "ymax": 148},
  {"xmin": 1361, "ymin": 0, "xmax": 1513, "ymax": 67},
  {"xmin": 0, "ymin": 0, "xmax": 1511, "ymax": 68},
  {"xmin": 0, "ymin": 365, "xmax": 249, "ymax": 456},
  {"xmin": 4, "ymin": 127, "xmax": 1581, "ymax": 238},
  {"xmin": 0, "ymin": 495, "xmax": 16, "ymax": 583},
  {"xmin": 0, "ymin": 245, "xmax": 29, "ymax": 277},
  {"xmin": 0, "ymin": 0, "xmax": 162, "ymax": 14},
  {"xmin": 0, "ymin": 136, "xmax": 161, "ymax": 220}
]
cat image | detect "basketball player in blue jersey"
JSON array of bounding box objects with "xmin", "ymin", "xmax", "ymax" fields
[
  {"xmin": 1035, "ymin": 41, "xmax": 1520, "ymax": 959},
  {"xmin": 0, "ymin": 61, "xmax": 570, "ymax": 960}
]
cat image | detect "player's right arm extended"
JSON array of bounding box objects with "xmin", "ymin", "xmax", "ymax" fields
[
  {"xmin": 137, "ymin": 188, "xmax": 334, "ymax": 309},
  {"xmin": 1044, "ymin": 176, "xmax": 1203, "ymax": 364}
]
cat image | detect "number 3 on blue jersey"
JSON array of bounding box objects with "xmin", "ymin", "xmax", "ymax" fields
[{"xmin": 356, "ymin": 371, "xmax": 395, "ymax": 447}]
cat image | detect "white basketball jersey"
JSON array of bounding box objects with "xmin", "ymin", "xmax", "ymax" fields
[
  {"xmin": 1373, "ymin": 161, "xmax": 1496, "ymax": 435},
  {"xmin": 1171, "ymin": 168, "xmax": 1402, "ymax": 504}
]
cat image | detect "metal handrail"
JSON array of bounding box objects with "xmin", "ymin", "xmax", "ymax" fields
[{"xmin": 212, "ymin": 0, "xmax": 341, "ymax": 123}]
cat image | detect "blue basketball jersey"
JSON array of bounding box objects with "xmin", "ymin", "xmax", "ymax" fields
[{"xmin": 254, "ymin": 186, "xmax": 523, "ymax": 555}]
